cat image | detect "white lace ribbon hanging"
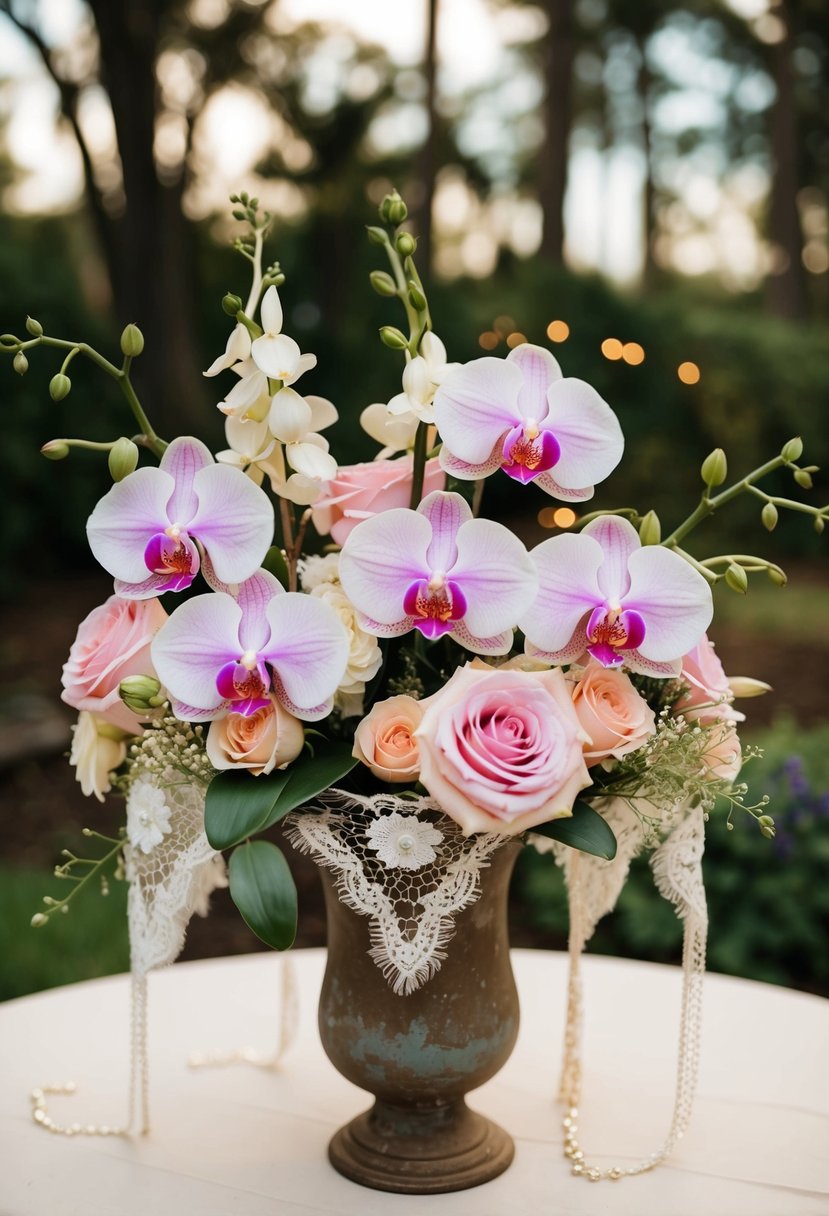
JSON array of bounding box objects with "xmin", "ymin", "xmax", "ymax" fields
[
  {"xmin": 286, "ymin": 790, "xmax": 505, "ymax": 995},
  {"xmin": 543, "ymin": 797, "xmax": 708, "ymax": 1182}
]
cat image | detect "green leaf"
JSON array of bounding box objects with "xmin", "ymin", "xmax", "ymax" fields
[
  {"xmin": 258, "ymin": 742, "xmax": 358, "ymax": 831},
  {"xmin": 228, "ymin": 841, "xmax": 297, "ymax": 950},
  {"xmin": 262, "ymin": 545, "xmax": 290, "ymax": 589},
  {"xmin": 530, "ymin": 800, "xmax": 618, "ymax": 860}
]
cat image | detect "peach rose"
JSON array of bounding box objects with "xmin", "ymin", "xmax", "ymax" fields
[
  {"xmin": 61, "ymin": 595, "xmax": 168, "ymax": 733},
  {"xmin": 353, "ymin": 695, "xmax": 425, "ymax": 783},
  {"xmin": 675, "ymin": 635, "xmax": 742, "ymax": 724},
  {"xmin": 312, "ymin": 455, "xmax": 445, "ymax": 546},
  {"xmin": 415, "ymin": 663, "xmax": 592, "ymax": 835},
  {"xmin": 69, "ymin": 711, "xmax": 128, "ymax": 802},
  {"xmin": 702, "ymin": 721, "xmax": 742, "ymax": 782},
  {"xmin": 570, "ymin": 661, "xmax": 656, "ymax": 767},
  {"xmin": 206, "ymin": 695, "xmax": 305, "ymax": 776}
]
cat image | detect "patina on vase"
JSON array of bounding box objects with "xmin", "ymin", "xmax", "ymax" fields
[{"xmin": 317, "ymin": 839, "xmax": 520, "ymax": 1194}]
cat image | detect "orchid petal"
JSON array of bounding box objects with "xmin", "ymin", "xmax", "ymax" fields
[
  {"xmin": 268, "ymin": 387, "xmax": 313, "ymax": 443},
  {"xmin": 87, "ymin": 467, "xmax": 174, "ymax": 584},
  {"xmin": 219, "ymin": 366, "xmax": 269, "ymax": 417},
  {"xmin": 450, "ymin": 519, "xmax": 537, "ymax": 639},
  {"xmin": 386, "ymin": 390, "xmax": 417, "ymax": 418},
  {"xmin": 584, "ymin": 515, "xmax": 640, "ymax": 603},
  {"xmin": 450, "ymin": 620, "xmax": 513, "ymax": 656},
  {"xmin": 284, "ymin": 352, "xmax": 317, "ymax": 385},
  {"xmin": 360, "ymin": 402, "xmax": 419, "ymax": 452},
  {"xmin": 519, "ymin": 534, "xmax": 604, "ymax": 652},
  {"xmin": 420, "ymin": 331, "xmax": 447, "ymax": 370},
  {"xmin": 622, "ymin": 651, "xmax": 683, "ymax": 678},
  {"xmin": 507, "ymin": 343, "xmax": 561, "ymax": 422},
  {"xmin": 525, "ymin": 626, "xmax": 590, "ymax": 667},
  {"xmin": 339, "ymin": 509, "xmax": 432, "ymax": 624},
  {"xmin": 204, "ymin": 323, "xmax": 251, "ymax": 376},
  {"xmin": 251, "ymin": 332, "xmax": 302, "ymax": 380},
  {"xmin": 169, "ymin": 695, "xmax": 229, "ymax": 723},
  {"xmin": 533, "ymin": 471, "xmax": 595, "ymax": 502},
  {"xmin": 188, "ymin": 464, "xmax": 274, "ymax": 585},
  {"xmin": 160, "ymin": 437, "xmax": 213, "ymax": 526},
  {"xmin": 224, "ymin": 415, "xmax": 274, "ymax": 462},
  {"xmin": 544, "ymin": 378, "xmax": 624, "ymax": 489},
  {"xmin": 433, "ymin": 357, "xmax": 522, "ymax": 463},
  {"xmin": 438, "ymin": 441, "xmax": 503, "ymax": 481},
  {"xmin": 271, "ymin": 671, "xmax": 332, "ymax": 722},
  {"xmin": 260, "ymin": 284, "xmax": 283, "ymax": 335},
  {"xmin": 419, "ymin": 490, "xmax": 470, "ymax": 572},
  {"xmin": 234, "ymin": 570, "xmax": 283, "ymax": 652},
  {"xmin": 624, "ymin": 546, "xmax": 713, "ymax": 661},
  {"xmin": 286, "ymin": 441, "xmax": 337, "ymax": 482},
  {"xmin": 151, "ymin": 593, "xmax": 243, "ymax": 715},
  {"xmin": 283, "ymin": 472, "xmax": 325, "ymax": 505},
  {"xmin": 264, "ymin": 593, "xmax": 349, "ymax": 716},
  {"xmin": 306, "ymin": 395, "xmax": 338, "ymax": 432},
  {"xmin": 402, "ymin": 356, "xmax": 432, "ymax": 406},
  {"xmin": 113, "ymin": 571, "xmax": 180, "ymax": 601},
  {"xmin": 354, "ymin": 612, "xmax": 414, "ymax": 639}
]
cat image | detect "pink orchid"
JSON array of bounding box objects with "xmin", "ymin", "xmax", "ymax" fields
[
  {"xmin": 338, "ymin": 490, "xmax": 537, "ymax": 655},
  {"xmin": 86, "ymin": 437, "xmax": 275, "ymax": 599},
  {"xmin": 151, "ymin": 569, "xmax": 349, "ymax": 722},
  {"xmin": 433, "ymin": 343, "xmax": 623, "ymax": 500},
  {"xmin": 519, "ymin": 515, "xmax": 713, "ymax": 676}
]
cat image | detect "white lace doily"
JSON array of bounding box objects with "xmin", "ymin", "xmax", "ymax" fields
[{"xmin": 286, "ymin": 790, "xmax": 506, "ymax": 994}]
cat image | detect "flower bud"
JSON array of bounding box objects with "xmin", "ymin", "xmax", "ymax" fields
[
  {"xmin": 396, "ymin": 232, "xmax": 417, "ymax": 257},
  {"xmin": 407, "ymin": 280, "xmax": 427, "ymax": 311},
  {"xmin": 41, "ymin": 440, "xmax": 70, "ymax": 461},
  {"xmin": 369, "ymin": 271, "xmax": 398, "ymax": 298},
  {"xmin": 701, "ymin": 448, "xmax": 727, "ymax": 487},
  {"xmin": 638, "ymin": 509, "xmax": 661, "ymax": 546},
  {"xmin": 724, "ymin": 563, "xmax": 748, "ymax": 594},
  {"xmin": 767, "ymin": 566, "xmax": 787, "ymax": 587},
  {"xmin": 120, "ymin": 674, "xmax": 164, "ymax": 714},
  {"xmin": 366, "ymin": 225, "xmax": 387, "ymax": 246},
  {"xmin": 108, "ymin": 437, "xmax": 139, "ymax": 482},
  {"xmin": 758, "ymin": 814, "xmax": 775, "ymax": 829},
  {"xmin": 781, "ymin": 436, "xmax": 803, "ymax": 462},
  {"xmin": 222, "ymin": 293, "xmax": 243, "ymax": 316},
  {"xmin": 379, "ymin": 326, "xmax": 409, "ymax": 350},
  {"xmin": 728, "ymin": 676, "xmax": 772, "ymax": 698},
  {"xmin": 120, "ymin": 323, "xmax": 144, "ymax": 358},
  {"xmin": 25, "ymin": 316, "xmax": 43, "ymax": 336},
  {"xmin": 761, "ymin": 502, "xmax": 778, "ymax": 531},
  {"xmin": 794, "ymin": 469, "xmax": 812, "ymax": 490},
  {"xmin": 49, "ymin": 373, "xmax": 71, "ymax": 402},
  {"xmin": 13, "ymin": 351, "xmax": 28, "ymax": 375},
  {"xmin": 379, "ymin": 191, "xmax": 408, "ymax": 225},
  {"xmin": 815, "ymin": 516, "xmax": 825, "ymax": 535},
  {"xmin": 759, "ymin": 820, "xmax": 776, "ymax": 839},
  {"xmin": 30, "ymin": 913, "xmax": 49, "ymax": 928}
]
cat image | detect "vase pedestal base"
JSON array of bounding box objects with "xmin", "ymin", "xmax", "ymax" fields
[{"xmin": 327, "ymin": 1098, "xmax": 514, "ymax": 1194}]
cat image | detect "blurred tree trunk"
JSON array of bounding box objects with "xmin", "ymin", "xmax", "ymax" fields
[
  {"xmin": 537, "ymin": 0, "xmax": 575, "ymax": 264},
  {"xmin": 636, "ymin": 34, "xmax": 657, "ymax": 285},
  {"xmin": 415, "ymin": 0, "xmax": 439, "ymax": 279},
  {"xmin": 765, "ymin": 0, "xmax": 808, "ymax": 319}
]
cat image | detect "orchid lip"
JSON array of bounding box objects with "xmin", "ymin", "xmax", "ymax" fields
[
  {"xmin": 403, "ymin": 576, "xmax": 468, "ymax": 640},
  {"xmin": 586, "ymin": 604, "xmax": 646, "ymax": 659},
  {"xmin": 501, "ymin": 425, "xmax": 560, "ymax": 484},
  {"xmin": 144, "ymin": 530, "xmax": 199, "ymax": 582},
  {"xmin": 216, "ymin": 657, "xmax": 270, "ymax": 707}
]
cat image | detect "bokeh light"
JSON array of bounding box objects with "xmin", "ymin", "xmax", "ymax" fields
[
  {"xmin": 538, "ymin": 506, "xmax": 577, "ymax": 529},
  {"xmin": 506, "ymin": 331, "xmax": 527, "ymax": 348},
  {"xmin": 622, "ymin": 341, "xmax": 645, "ymax": 365},
  {"xmin": 678, "ymin": 360, "xmax": 701, "ymax": 384},
  {"xmin": 494, "ymin": 314, "xmax": 516, "ymax": 337},
  {"xmin": 601, "ymin": 337, "xmax": 624, "ymax": 360},
  {"xmin": 546, "ymin": 319, "xmax": 570, "ymax": 342},
  {"xmin": 478, "ymin": 331, "xmax": 499, "ymax": 350}
]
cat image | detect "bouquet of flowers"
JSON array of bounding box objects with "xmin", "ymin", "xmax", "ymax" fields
[{"xmin": 4, "ymin": 190, "xmax": 825, "ymax": 1184}]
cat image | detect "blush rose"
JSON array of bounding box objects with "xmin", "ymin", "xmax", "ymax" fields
[
  {"xmin": 206, "ymin": 695, "xmax": 305, "ymax": 776},
  {"xmin": 312, "ymin": 455, "xmax": 444, "ymax": 546},
  {"xmin": 415, "ymin": 663, "xmax": 592, "ymax": 835},
  {"xmin": 570, "ymin": 661, "xmax": 656, "ymax": 766},
  {"xmin": 353, "ymin": 695, "xmax": 425, "ymax": 783},
  {"xmin": 675, "ymin": 635, "xmax": 742, "ymax": 724},
  {"xmin": 61, "ymin": 594, "xmax": 168, "ymax": 733}
]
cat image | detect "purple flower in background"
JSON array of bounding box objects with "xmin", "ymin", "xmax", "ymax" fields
[
  {"xmin": 338, "ymin": 490, "xmax": 538, "ymax": 655},
  {"xmin": 433, "ymin": 344, "xmax": 624, "ymax": 500},
  {"xmin": 520, "ymin": 515, "xmax": 713, "ymax": 676},
  {"xmin": 86, "ymin": 437, "xmax": 275, "ymax": 599},
  {"xmin": 151, "ymin": 569, "xmax": 349, "ymax": 721}
]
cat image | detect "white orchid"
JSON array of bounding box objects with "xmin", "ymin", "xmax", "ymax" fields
[
  {"xmin": 260, "ymin": 387, "xmax": 339, "ymax": 505},
  {"xmin": 360, "ymin": 402, "xmax": 420, "ymax": 457},
  {"xmin": 387, "ymin": 332, "xmax": 458, "ymax": 425},
  {"xmin": 215, "ymin": 357, "xmax": 270, "ymax": 419},
  {"xmin": 216, "ymin": 415, "xmax": 276, "ymax": 485},
  {"xmin": 250, "ymin": 285, "xmax": 317, "ymax": 386},
  {"xmin": 203, "ymin": 322, "xmax": 252, "ymax": 378}
]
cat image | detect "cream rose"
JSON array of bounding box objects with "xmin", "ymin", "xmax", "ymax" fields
[
  {"xmin": 206, "ymin": 695, "xmax": 304, "ymax": 776},
  {"xmin": 570, "ymin": 661, "xmax": 656, "ymax": 767},
  {"xmin": 353, "ymin": 695, "xmax": 425, "ymax": 783},
  {"xmin": 69, "ymin": 711, "xmax": 129, "ymax": 802},
  {"xmin": 309, "ymin": 580, "xmax": 382, "ymax": 718}
]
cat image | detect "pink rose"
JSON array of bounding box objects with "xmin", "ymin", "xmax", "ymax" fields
[
  {"xmin": 675, "ymin": 634, "xmax": 742, "ymax": 724},
  {"xmin": 570, "ymin": 661, "xmax": 656, "ymax": 767},
  {"xmin": 702, "ymin": 721, "xmax": 742, "ymax": 782},
  {"xmin": 206, "ymin": 696, "xmax": 305, "ymax": 776},
  {"xmin": 415, "ymin": 663, "xmax": 592, "ymax": 835},
  {"xmin": 312, "ymin": 455, "xmax": 445, "ymax": 545},
  {"xmin": 61, "ymin": 595, "xmax": 168, "ymax": 733},
  {"xmin": 353, "ymin": 695, "xmax": 425, "ymax": 783}
]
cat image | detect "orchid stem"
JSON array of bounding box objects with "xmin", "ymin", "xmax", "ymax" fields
[
  {"xmin": 410, "ymin": 421, "xmax": 429, "ymax": 510},
  {"xmin": 662, "ymin": 455, "xmax": 786, "ymax": 546}
]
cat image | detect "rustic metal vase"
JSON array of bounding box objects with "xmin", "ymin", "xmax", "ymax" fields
[{"xmin": 317, "ymin": 840, "xmax": 520, "ymax": 1194}]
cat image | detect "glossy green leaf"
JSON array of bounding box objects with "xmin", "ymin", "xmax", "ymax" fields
[
  {"xmin": 204, "ymin": 769, "xmax": 291, "ymax": 850},
  {"xmin": 228, "ymin": 841, "xmax": 297, "ymax": 950},
  {"xmin": 530, "ymin": 799, "xmax": 618, "ymax": 860},
  {"xmin": 258, "ymin": 742, "xmax": 358, "ymax": 831},
  {"xmin": 262, "ymin": 545, "xmax": 290, "ymax": 589}
]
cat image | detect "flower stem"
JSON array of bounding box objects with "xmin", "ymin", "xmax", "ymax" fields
[
  {"xmin": 662, "ymin": 455, "xmax": 787, "ymax": 547},
  {"xmin": 409, "ymin": 422, "xmax": 429, "ymax": 509}
]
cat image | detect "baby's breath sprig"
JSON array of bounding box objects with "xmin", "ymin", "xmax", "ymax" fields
[
  {"xmin": 30, "ymin": 828, "xmax": 125, "ymax": 928},
  {"xmin": 115, "ymin": 712, "xmax": 215, "ymax": 792}
]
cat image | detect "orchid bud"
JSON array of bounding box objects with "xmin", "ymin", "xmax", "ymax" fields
[
  {"xmin": 724, "ymin": 563, "xmax": 748, "ymax": 594},
  {"xmin": 30, "ymin": 913, "xmax": 49, "ymax": 928},
  {"xmin": 380, "ymin": 192, "xmax": 408, "ymax": 225},
  {"xmin": 781, "ymin": 437, "xmax": 803, "ymax": 462},
  {"xmin": 25, "ymin": 316, "xmax": 43, "ymax": 336},
  {"xmin": 366, "ymin": 225, "xmax": 387, "ymax": 246},
  {"xmin": 369, "ymin": 271, "xmax": 398, "ymax": 298},
  {"xmin": 794, "ymin": 469, "xmax": 812, "ymax": 490},
  {"xmin": 41, "ymin": 440, "xmax": 69, "ymax": 461},
  {"xmin": 120, "ymin": 324, "xmax": 144, "ymax": 357},
  {"xmin": 728, "ymin": 676, "xmax": 772, "ymax": 698},
  {"xmin": 108, "ymin": 437, "xmax": 139, "ymax": 482},
  {"xmin": 13, "ymin": 351, "xmax": 28, "ymax": 375},
  {"xmin": 761, "ymin": 502, "xmax": 778, "ymax": 531},
  {"xmin": 396, "ymin": 232, "xmax": 417, "ymax": 257},
  {"xmin": 407, "ymin": 280, "xmax": 427, "ymax": 311},
  {"xmin": 379, "ymin": 326, "xmax": 408, "ymax": 350},
  {"xmin": 767, "ymin": 566, "xmax": 787, "ymax": 587},
  {"xmin": 638, "ymin": 510, "xmax": 661, "ymax": 546},
  {"xmin": 701, "ymin": 448, "xmax": 727, "ymax": 487},
  {"xmin": 120, "ymin": 674, "xmax": 163, "ymax": 714},
  {"xmin": 222, "ymin": 293, "xmax": 243, "ymax": 316},
  {"xmin": 49, "ymin": 373, "xmax": 71, "ymax": 401},
  {"xmin": 815, "ymin": 517, "xmax": 825, "ymax": 535}
]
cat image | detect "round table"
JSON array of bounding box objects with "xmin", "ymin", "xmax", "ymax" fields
[{"xmin": 1, "ymin": 949, "xmax": 827, "ymax": 1215}]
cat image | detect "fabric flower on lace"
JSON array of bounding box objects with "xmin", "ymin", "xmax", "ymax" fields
[
  {"xmin": 366, "ymin": 812, "xmax": 443, "ymax": 871},
  {"xmin": 127, "ymin": 774, "xmax": 173, "ymax": 855}
]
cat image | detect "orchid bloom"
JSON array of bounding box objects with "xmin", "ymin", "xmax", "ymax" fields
[
  {"xmin": 433, "ymin": 343, "xmax": 623, "ymax": 500},
  {"xmin": 360, "ymin": 402, "xmax": 420, "ymax": 457},
  {"xmin": 519, "ymin": 515, "xmax": 713, "ymax": 677},
  {"xmin": 250, "ymin": 285, "xmax": 317, "ymax": 386},
  {"xmin": 151, "ymin": 569, "xmax": 349, "ymax": 722},
  {"xmin": 338, "ymin": 490, "xmax": 538, "ymax": 655},
  {"xmin": 203, "ymin": 322, "xmax": 252, "ymax": 378},
  {"xmin": 87, "ymin": 437, "xmax": 275, "ymax": 599},
  {"xmin": 216, "ymin": 416, "xmax": 276, "ymax": 485},
  {"xmin": 387, "ymin": 331, "xmax": 458, "ymax": 425},
  {"xmin": 259, "ymin": 387, "xmax": 338, "ymax": 504},
  {"xmin": 216, "ymin": 357, "xmax": 270, "ymax": 419}
]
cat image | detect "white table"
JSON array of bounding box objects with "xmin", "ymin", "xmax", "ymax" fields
[{"xmin": 1, "ymin": 949, "xmax": 827, "ymax": 1216}]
